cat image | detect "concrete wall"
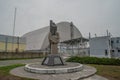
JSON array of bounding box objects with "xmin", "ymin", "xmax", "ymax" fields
[
  {"xmin": 0, "ymin": 42, "xmax": 5, "ymax": 52},
  {"xmin": 0, "ymin": 34, "xmax": 26, "ymax": 52},
  {"xmin": 0, "ymin": 52, "xmax": 46, "ymax": 59},
  {"xmin": 0, "ymin": 42, "xmax": 26, "ymax": 52}
]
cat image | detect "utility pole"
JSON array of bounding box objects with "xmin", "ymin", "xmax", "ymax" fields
[
  {"xmin": 70, "ymin": 22, "xmax": 74, "ymax": 55},
  {"xmin": 12, "ymin": 8, "xmax": 17, "ymax": 52}
]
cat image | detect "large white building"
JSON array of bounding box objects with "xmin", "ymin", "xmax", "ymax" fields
[
  {"xmin": 89, "ymin": 36, "xmax": 120, "ymax": 58},
  {"xmin": 22, "ymin": 21, "xmax": 88, "ymax": 54}
]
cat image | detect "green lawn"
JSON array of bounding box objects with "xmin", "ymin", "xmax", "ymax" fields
[
  {"xmin": 67, "ymin": 56, "xmax": 120, "ymax": 80},
  {"xmin": 89, "ymin": 64, "xmax": 120, "ymax": 80}
]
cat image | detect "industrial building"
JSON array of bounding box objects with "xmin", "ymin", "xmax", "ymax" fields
[
  {"xmin": 89, "ymin": 36, "xmax": 120, "ymax": 58},
  {"xmin": 0, "ymin": 34, "xmax": 26, "ymax": 52}
]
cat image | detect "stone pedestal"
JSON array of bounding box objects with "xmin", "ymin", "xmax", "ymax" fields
[{"xmin": 42, "ymin": 54, "xmax": 64, "ymax": 66}]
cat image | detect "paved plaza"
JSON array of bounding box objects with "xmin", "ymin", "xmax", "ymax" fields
[
  {"xmin": 0, "ymin": 59, "xmax": 108, "ymax": 80},
  {"xmin": 0, "ymin": 58, "xmax": 43, "ymax": 67}
]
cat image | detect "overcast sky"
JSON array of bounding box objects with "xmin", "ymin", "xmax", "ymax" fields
[{"xmin": 0, "ymin": 0, "xmax": 120, "ymax": 38}]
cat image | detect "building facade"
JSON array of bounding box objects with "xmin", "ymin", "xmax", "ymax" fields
[
  {"xmin": 0, "ymin": 34, "xmax": 26, "ymax": 52},
  {"xmin": 89, "ymin": 36, "xmax": 111, "ymax": 58},
  {"xmin": 111, "ymin": 37, "xmax": 120, "ymax": 58},
  {"xmin": 89, "ymin": 36, "xmax": 120, "ymax": 58}
]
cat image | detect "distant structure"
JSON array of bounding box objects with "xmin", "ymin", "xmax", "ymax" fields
[
  {"xmin": 23, "ymin": 21, "xmax": 83, "ymax": 50},
  {"xmin": 23, "ymin": 21, "xmax": 88, "ymax": 56},
  {"xmin": 89, "ymin": 36, "xmax": 120, "ymax": 58},
  {"xmin": 0, "ymin": 34, "xmax": 26, "ymax": 52}
]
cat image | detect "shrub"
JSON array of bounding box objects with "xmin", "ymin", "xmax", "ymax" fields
[{"xmin": 66, "ymin": 56, "xmax": 120, "ymax": 65}]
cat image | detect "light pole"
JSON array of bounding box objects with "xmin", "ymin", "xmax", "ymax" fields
[{"xmin": 12, "ymin": 8, "xmax": 17, "ymax": 52}]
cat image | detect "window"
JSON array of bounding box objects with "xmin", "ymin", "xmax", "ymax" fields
[
  {"xmin": 112, "ymin": 50, "xmax": 114, "ymax": 52},
  {"xmin": 111, "ymin": 40, "xmax": 114, "ymax": 48},
  {"xmin": 116, "ymin": 40, "xmax": 119, "ymax": 43},
  {"xmin": 105, "ymin": 50, "xmax": 108, "ymax": 56},
  {"xmin": 118, "ymin": 50, "xmax": 120, "ymax": 52},
  {"xmin": 111, "ymin": 40, "xmax": 114, "ymax": 43},
  {"xmin": 109, "ymin": 40, "xmax": 111, "ymax": 46}
]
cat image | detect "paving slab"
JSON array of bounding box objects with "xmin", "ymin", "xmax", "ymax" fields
[
  {"xmin": 0, "ymin": 58, "xmax": 43, "ymax": 67},
  {"xmin": 82, "ymin": 75, "xmax": 108, "ymax": 80}
]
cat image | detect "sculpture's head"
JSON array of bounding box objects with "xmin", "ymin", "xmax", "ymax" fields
[{"xmin": 50, "ymin": 20, "xmax": 57, "ymax": 35}]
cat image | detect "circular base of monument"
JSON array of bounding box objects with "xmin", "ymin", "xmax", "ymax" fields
[{"xmin": 24, "ymin": 62, "xmax": 83, "ymax": 74}]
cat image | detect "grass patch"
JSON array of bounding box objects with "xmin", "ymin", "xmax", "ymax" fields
[
  {"xmin": 89, "ymin": 64, "xmax": 120, "ymax": 80},
  {"xmin": 66, "ymin": 56, "xmax": 120, "ymax": 80},
  {"xmin": 66, "ymin": 56, "xmax": 120, "ymax": 65},
  {"xmin": 0, "ymin": 64, "xmax": 24, "ymax": 75},
  {"xmin": 0, "ymin": 64, "xmax": 35, "ymax": 80}
]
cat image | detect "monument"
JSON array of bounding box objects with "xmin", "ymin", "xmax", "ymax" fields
[
  {"xmin": 42, "ymin": 20, "xmax": 64, "ymax": 66},
  {"xmin": 23, "ymin": 20, "xmax": 83, "ymax": 74},
  {"xmin": 49, "ymin": 20, "xmax": 59, "ymax": 54}
]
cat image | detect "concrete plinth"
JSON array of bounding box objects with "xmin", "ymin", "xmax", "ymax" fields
[
  {"xmin": 25, "ymin": 62, "xmax": 83, "ymax": 74},
  {"xmin": 42, "ymin": 54, "xmax": 64, "ymax": 66}
]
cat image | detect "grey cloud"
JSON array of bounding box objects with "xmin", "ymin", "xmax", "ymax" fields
[{"xmin": 0, "ymin": 0, "xmax": 120, "ymax": 37}]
